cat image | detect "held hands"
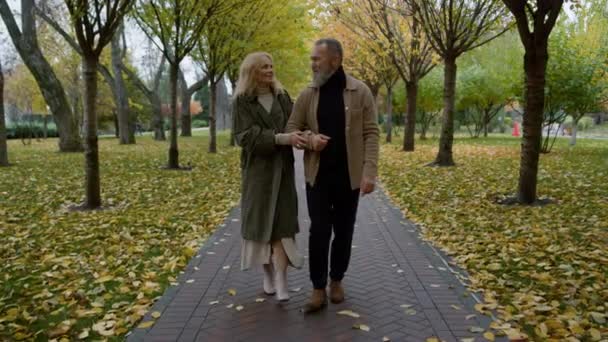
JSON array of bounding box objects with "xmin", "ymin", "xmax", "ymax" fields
[
  {"xmin": 360, "ymin": 176, "xmax": 375, "ymax": 196},
  {"xmin": 287, "ymin": 132, "xmax": 308, "ymax": 149},
  {"xmin": 310, "ymin": 134, "xmax": 330, "ymax": 152},
  {"xmin": 280, "ymin": 131, "xmax": 330, "ymax": 151}
]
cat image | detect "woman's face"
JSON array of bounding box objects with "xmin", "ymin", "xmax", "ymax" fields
[{"xmin": 256, "ymin": 57, "xmax": 274, "ymax": 87}]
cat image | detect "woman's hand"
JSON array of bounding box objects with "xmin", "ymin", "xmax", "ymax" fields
[
  {"xmin": 289, "ymin": 132, "xmax": 309, "ymax": 149},
  {"xmin": 276, "ymin": 132, "xmax": 308, "ymax": 148}
]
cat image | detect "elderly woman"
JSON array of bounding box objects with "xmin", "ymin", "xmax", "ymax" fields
[{"xmin": 232, "ymin": 52, "xmax": 306, "ymax": 301}]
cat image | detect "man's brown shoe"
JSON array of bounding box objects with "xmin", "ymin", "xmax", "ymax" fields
[
  {"xmin": 302, "ymin": 289, "xmax": 327, "ymax": 314},
  {"xmin": 329, "ymin": 280, "xmax": 345, "ymax": 304}
]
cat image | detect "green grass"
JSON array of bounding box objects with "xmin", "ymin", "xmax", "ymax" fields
[
  {"xmin": 380, "ymin": 135, "xmax": 607, "ymax": 340},
  {"xmin": 0, "ymin": 133, "xmax": 240, "ymax": 340}
]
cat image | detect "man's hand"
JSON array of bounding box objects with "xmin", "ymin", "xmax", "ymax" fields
[
  {"xmin": 360, "ymin": 176, "xmax": 375, "ymax": 195},
  {"xmin": 311, "ymin": 134, "xmax": 330, "ymax": 152}
]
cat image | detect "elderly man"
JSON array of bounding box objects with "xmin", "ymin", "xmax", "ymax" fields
[{"xmin": 286, "ymin": 38, "xmax": 379, "ymax": 313}]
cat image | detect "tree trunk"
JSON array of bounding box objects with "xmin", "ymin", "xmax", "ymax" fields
[
  {"xmin": 403, "ymin": 81, "xmax": 417, "ymax": 151},
  {"xmin": 386, "ymin": 84, "xmax": 393, "ymax": 143},
  {"xmin": 420, "ymin": 128, "xmax": 427, "ymax": 140},
  {"xmin": 113, "ymin": 111, "xmax": 119, "ymax": 138},
  {"xmin": 152, "ymin": 97, "xmax": 165, "ymax": 140},
  {"xmin": 168, "ymin": 63, "xmax": 180, "ymax": 168},
  {"xmin": 120, "ymin": 62, "xmax": 165, "ymax": 140},
  {"xmin": 483, "ymin": 110, "xmax": 489, "ymax": 137},
  {"xmin": 111, "ymin": 27, "xmax": 134, "ymax": 145},
  {"xmin": 420, "ymin": 112, "xmax": 428, "ymax": 140},
  {"xmin": 0, "ymin": 60, "xmax": 8, "ymax": 166},
  {"xmin": 179, "ymin": 71, "xmax": 192, "ymax": 137},
  {"xmin": 82, "ymin": 56, "xmax": 101, "ymax": 208},
  {"xmin": 209, "ymin": 81, "xmax": 217, "ymax": 153},
  {"xmin": 570, "ymin": 118, "xmax": 578, "ymax": 146},
  {"xmin": 43, "ymin": 115, "xmax": 48, "ymax": 139},
  {"xmin": 229, "ymin": 83, "xmax": 236, "ymax": 147},
  {"xmin": 517, "ymin": 47, "xmax": 548, "ymax": 204},
  {"xmin": 0, "ymin": 0, "xmax": 81, "ymax": 152},
  {"xmin": 433, "ymin": 56, "xmax": 457, "ymax": 166}
]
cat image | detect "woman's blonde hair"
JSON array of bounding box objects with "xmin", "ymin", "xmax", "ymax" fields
[{"xmin": 234, "ymin": 52, "xmax": 284, "ymax": 97}]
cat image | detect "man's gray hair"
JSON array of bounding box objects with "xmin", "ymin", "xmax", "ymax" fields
[{"xmin": 315, "ymin": 38, "xmax": 343, "ymax": 60}]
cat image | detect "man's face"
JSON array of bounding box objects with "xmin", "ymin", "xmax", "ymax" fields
[{"xmin": 311, "ymin": 43, "xmax": 339, "ymax": 86}]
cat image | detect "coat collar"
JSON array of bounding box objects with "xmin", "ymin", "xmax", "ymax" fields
[{"xmin": 241, "ymin": 93, "xmax": 280, "ymax": 130}]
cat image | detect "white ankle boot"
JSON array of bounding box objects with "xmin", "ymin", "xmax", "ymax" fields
[
  {"xmin": 263, "ymin": 263, "xmax": 276, "ymax": 295},
  {"xmin": 274, "ymin": 270, "xmax": 289, "ymax": 301},
  {"xmin": 273, "ymin": 255, "xmax": 289, "ymax": 301}
]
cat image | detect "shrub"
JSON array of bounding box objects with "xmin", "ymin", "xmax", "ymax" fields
[
  {"xmin": 6, "ymin": 122, "xmax": 58, "ymax": 139},
  {"xmin": 192, "ymin": 119, "xmax": 208, "ymax": 128}
]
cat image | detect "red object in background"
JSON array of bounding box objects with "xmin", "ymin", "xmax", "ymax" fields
[{"xmin": 512, "ymin": 121, "xmax": 520, "ymax": 137}]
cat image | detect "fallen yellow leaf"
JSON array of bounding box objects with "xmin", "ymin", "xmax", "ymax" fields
[{"xmin": 138, "ymin": 321, "xmax": 155, "ymax": 329}]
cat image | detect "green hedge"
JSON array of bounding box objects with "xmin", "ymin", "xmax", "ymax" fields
[
  {"xmin": 192, "ymin": 119, "xmax": 209, "ymax": 128},
  {"xmin": 6, "ymin": 122, "xmax": 59, "ymax": 139}
]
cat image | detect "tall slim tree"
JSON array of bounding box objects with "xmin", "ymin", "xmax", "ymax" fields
[
  {"xmin": 0, "ymin": 56, "xmax": 8, "ymax": 167},
  {"xmin": 111, "ymin": 22, "xmax": 135, "ymax": 144},
  {"xmin": 501, "ymin": 0, "xmax": 563, "ymax": 203},
  {"xmin": 64, "ymin": 0, "xmax": 134, "ymax": 209},
  {"xmin": 122, "ymin": 57, "xmax": 166, "ymax": 140},
  {"xmin": 413, "ymin": 0, "xmax": 508, "ymax": 166},
  {"xmin": 0, "ymin": 0, "xmax": 82, "ymax": 151},
  {"xmin": 178, "ymin": 69, "xmax": 208, "ymax": 137},
  {"xmin": 35, "ymin": 5, "xmax": 137, "ymax": 144},
  {"xmin": 134, "ymin": 0, "xmax": 231, "ymax": 167},
  {"xmin": 197, "ymin": 10, "xmax": 236, "ymax": 153}
]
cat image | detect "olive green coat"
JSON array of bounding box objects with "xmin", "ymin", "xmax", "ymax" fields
[{"xmin": 233, "ymin": 92, "xmax": 299, "ymax": 242}]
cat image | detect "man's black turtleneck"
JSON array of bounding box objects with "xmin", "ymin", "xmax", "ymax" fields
[{"xmin": 317, "ymin": 66, "xmax": 349, "ymax": 179}]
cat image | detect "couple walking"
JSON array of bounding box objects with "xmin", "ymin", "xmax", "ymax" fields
[{"xmin": 233, "ymin": 38, "xmax": 379, "ymax": 313}]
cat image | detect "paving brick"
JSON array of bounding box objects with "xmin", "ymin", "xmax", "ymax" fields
[{"xmin": 128, "ymin": 152, "xmax": 499, "ymax": 342}]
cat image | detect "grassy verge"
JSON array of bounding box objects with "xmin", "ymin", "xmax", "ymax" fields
[
  {"xmin": 379, "ymin": 136, "xmax": 607, "ymax": 340},
  {"xmin": 0, "ymin": 134, "xmax": 240, "ymax": 340}
]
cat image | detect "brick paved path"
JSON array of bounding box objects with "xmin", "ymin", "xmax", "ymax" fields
[{"xmin": 128, "ymin": 152, "xmax": 500, "ymax": 342}]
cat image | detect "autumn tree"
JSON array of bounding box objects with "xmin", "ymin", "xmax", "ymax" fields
[
  {"xmin": 0, "ymin": 0, "xmax": 82, "ymax": 151},
  {"xmin": 178, "ymin": 69, "xmax": 208, "ymax": 137},
  {"xmin": 196, "ymin": 5, "xmax": 240, "ymax": 153},
  {"xmin": 560, "ymin": 4, "xmax": 608, "ymax": 146},
  {"xmin": 198, "ymin": 0, "xmax": 312, "ymax": 151},
  {"xmin": 409, "ymin": 0, "xmax": 509, "ymax": 165},
  {"xmin": 324, "ymin": 9, "xmax": 399, "ymax": 142},
  {"xmin": 122, "ymin": 48, "xmax": 166, "ymax": 140},
  {"xmin": 134, "ymin": 0, "xmax": 231, "ymax": 167},
  {"xmin": 64, "ymin": 0, "xmax": 134, "ymax": 209},
  {"xmin": 501, "ymin": 0, "xmax": 564, "ymax": 204},
  {"xmin": 333, "ymin": 0, "xmax": 435, "ymax": 151},
  {"xmin": 111, "ymin": 22, "xmax": 135, "ymax": 144},
  {"xmin": 414, "ymin": 67, "xmax": 443, "ymax": 139},
  {"xmin": 457, "ymin": 32, "xmax": 523, "ymax": 138},
  {"xmin": 35, "ymin": 2, "xmax": 143, "ymax": 145}
]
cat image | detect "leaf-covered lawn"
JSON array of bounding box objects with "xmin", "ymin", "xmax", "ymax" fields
[
  {"xmin": 380, "ymin": 136, "xmax": 608, "ymax": 341},
  {"xmin": 0, "ymin": 135, "xmax": 240, "ymax": 340}
]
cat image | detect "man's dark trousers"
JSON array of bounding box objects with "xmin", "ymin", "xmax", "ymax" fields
[{"xmin": 306, "ymin": 171, "xmax": 360, "ymax": 290}]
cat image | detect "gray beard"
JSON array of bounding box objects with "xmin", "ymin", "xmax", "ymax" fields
[{"xmin": 312, "ymin": 70, "xmax": 334, "ymax": 87}]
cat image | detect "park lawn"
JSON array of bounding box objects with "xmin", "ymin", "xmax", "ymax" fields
[
  {"xmin": 0, "ymin": 134, "xmax": 241, "ymax": 340},
  {"xmin": 380, "ymin": 136, "xmax": 608, "ymax": 341}
]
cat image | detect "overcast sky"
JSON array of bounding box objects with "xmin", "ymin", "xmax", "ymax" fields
[
  {"xmin": 1, "ymin": 0, "xmax": 582, "ymax": 86},
  {"xmin": 0, "ymin": 0, "xmax": 202, "ymax": 85}
]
